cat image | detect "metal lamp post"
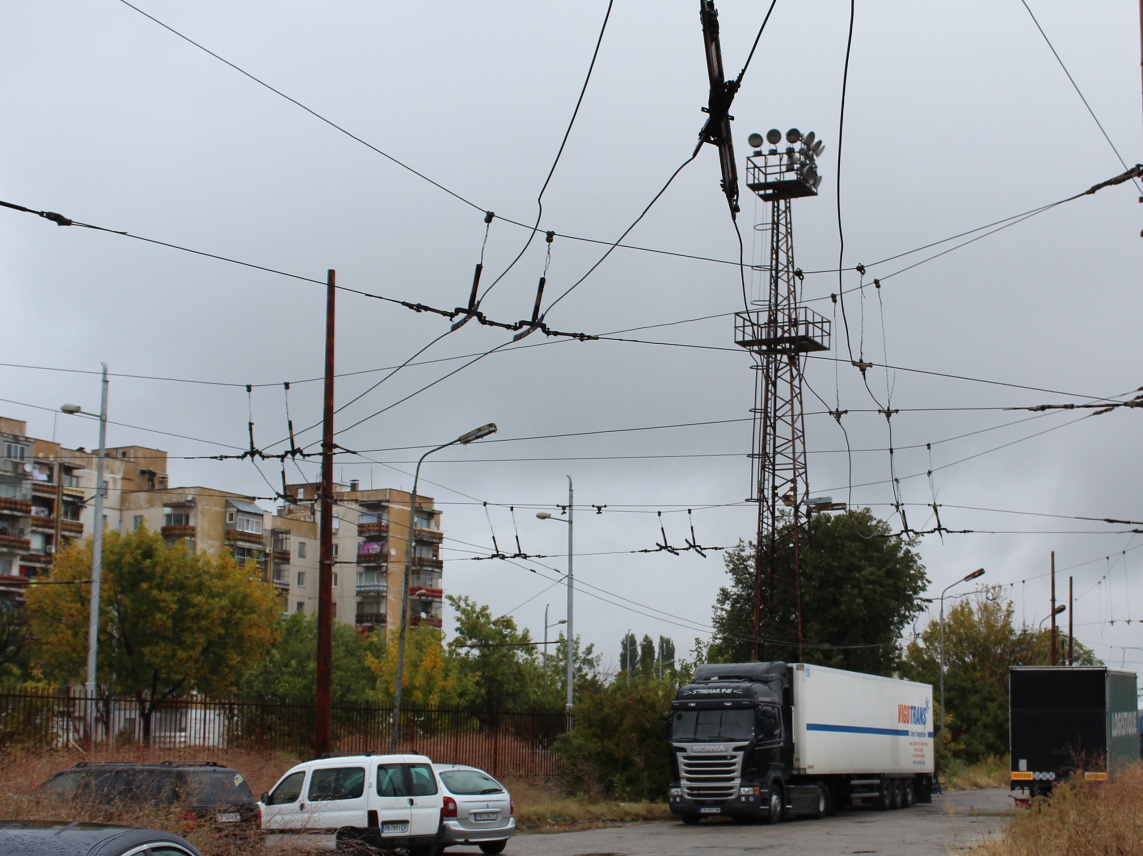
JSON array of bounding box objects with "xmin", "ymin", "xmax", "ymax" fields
[
  {"xmin": 938, "ymin": 568, "xmax": 985, "ymax": 749},
  {"xmin": 536, "ymin": 475, "xmax": 574, "ymax": 717},
  {"xmin": 389, "ymin": 423, "xmax": 497, "ymax": 753},
  {"xmin": 60, "ymin": 363, "xmax": 109, "ymax": 746},
  {"xmin": 543, "ymin": 605, "xmax": 566, "ymax": 669},
  {"xmin": 1038, "ymin": 605, "xmax": 1066, "ymax": 629}
]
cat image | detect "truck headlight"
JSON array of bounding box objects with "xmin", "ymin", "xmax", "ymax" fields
[
  {"xmin": 669, "ymin": 788, "xmax": 682, "ymax": 797},
  {"xmin": 739, "ymin": 787, "xmax": 757, "ymax": 796}
]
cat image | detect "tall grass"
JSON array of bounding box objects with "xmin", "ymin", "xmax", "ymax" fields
[
  {"xmin": 0, "ymin": 746, "xmax": 307, "ymax": 855},
  {"xmin": 966, "ymin": 763, "xmax": 1143, "ymax": 856}
]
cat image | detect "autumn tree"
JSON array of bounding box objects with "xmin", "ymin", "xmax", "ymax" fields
[
  {"xmin": 26, "ymin": 528, "xmax": 280, "ymax": 742},
  {"xmin": 710, "ymin": 509, "xmax": 928, "ymax": 674},
  {"xmin": 367, "ymin": 623, "xmax": 458, "ymax": 709},
  {"xmin": 898, "ymin": 586, "xmax": 1098, "ymax": 763}
]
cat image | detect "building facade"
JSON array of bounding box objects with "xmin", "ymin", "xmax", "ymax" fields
[{"xmin": 0, "ymin": 415, "xmax": 444, "ymax": 633}]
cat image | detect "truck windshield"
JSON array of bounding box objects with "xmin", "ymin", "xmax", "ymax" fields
[{"xmin": 671, "ymin": 708, "xmax": 754, "ymax": 742}]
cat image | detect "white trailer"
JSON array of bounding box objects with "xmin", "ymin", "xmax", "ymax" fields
[{"xmin": 668, "ymin": 662, "xmax": 935, "ymax": 823}]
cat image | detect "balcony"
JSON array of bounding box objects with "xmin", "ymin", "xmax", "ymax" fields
[
  {"xmin": 357, "ymin": 572, "xmax": 387, "ymax": 594},
  {"xmin": 225, "ymin": 529, "xmax": 265, "ymax": 546},
  {"xmin": 271, "ymin": 570, "xmax": 289, "ymax": 590},
  {"xmin": 162, "ymin": 524, "xmax": 196, "ymax": 540},
  {"xmin": 357, "ymin": 542, "xmax": 387, "ymax": 565},
  {"xmin": 411, "ymin": 615, "xmax": 442, "ymax": 628},
  {"xmin": 0, "ymin": 497, "xmax": 31, "ymax": 515},
  {"xmin": 30, "ymin": 516, "xmax": 55, "ymax": 532},
  {"xmin": 409, "ymin": 586, "xmax": 443, "ymax": 600},
  {"xmin": 413, "ymin": 527, "xmax": 443, "ymax": 544},
  {"xmin": 31, "ymin": 482, "xmax": 57, "ymax": 497},
  {"xmin": 272, "ymin": 548, "xmax": 290, "ymax": 562},
  {"xmin": 411, "ymin": 556, "xmax": 443, "ymax": 571},
  {"xmin": 355, "ymin": 612, "xmax": 387, "ymax": 627},
  {"xmin": 359, "ymin": 521, "xmax": 388, "ymax": 538},
  {"xmin": 0, "ymin": 535, "xmax": 31, "ymax": 551},
  {"xmin": 60, "ymin": 520, "xmax": 83, "ymax": 535}
]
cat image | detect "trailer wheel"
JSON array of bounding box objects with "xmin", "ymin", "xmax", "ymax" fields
[
  {"xmin": 890, "ymin": 778, "xmax": 904, "ymax": 810},
  {"xmin": 764, "ymin": 784, "xmax": 784, "ymax": 824},
  {"xmin": 812, "ymin": 782, "xmax": 830, "ymax": 819},
  {"xmin": 874, "ymin": 779, "xmax": 892, "ymax": 811},
  {"xmin": 903, "ymin": 778, "xmax": 916, "ymax": 808}
]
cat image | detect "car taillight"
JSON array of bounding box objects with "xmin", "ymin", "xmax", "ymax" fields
[
  {"xmin": 177, "ymin": 810, "xmax": 198, "ymax": 826},
  {"xmin": 442, "ymin": 796, "xmax": 457, "ymax": 818},
  {"xmin": 510, "ymin": 798, "xmax": 514, "ymax": 816},
  {"xmin": 257, "ymin": 804, "xmax": 263, "ymax": 829}
]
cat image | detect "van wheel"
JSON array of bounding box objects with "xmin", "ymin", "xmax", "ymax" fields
[
  {"xmin": 335, "ymin": 830, "xmax": 374, "ymax": 854},
  {"xmin": 764, "ymin": 784, "xmax": 784, "ymax": 824},
  {"xmin": 479, "ymin": 841, "xmax": 507, "ymax": 855}
]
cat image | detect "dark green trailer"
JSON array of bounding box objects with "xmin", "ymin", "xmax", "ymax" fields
[{"xmin": 1009, "ymin": 666, "xmax": 1138, "ymax": 797}]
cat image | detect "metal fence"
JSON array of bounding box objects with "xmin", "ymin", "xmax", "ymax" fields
[{"xmin": 0, "ymin": 691, "xmax": 568, "ymax": 780}]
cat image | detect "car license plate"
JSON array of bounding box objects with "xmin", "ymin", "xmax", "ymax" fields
[
  {"xmin": 699, "ymin": 807, "xmax": 721, "ymax": 814},
  {"xmin": 472, "ymin": 811, "xmax": 499, "ymax": 822},
  {"xmin": 214, "ymin": 813, "xmax": 240, "ymax": 823},
  {"xmin": 382, "ymin": 822, "xmax": 410, "ymax": 834}
]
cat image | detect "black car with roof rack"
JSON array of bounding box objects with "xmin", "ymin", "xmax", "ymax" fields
[{"xmin": 40, "ymin": 760, "xmax": 257, "ymax": 832}]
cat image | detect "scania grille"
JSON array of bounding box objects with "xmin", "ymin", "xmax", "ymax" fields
[{"xmin": 679, "ymin": 752, "xmax": 742, "ymax": 800}]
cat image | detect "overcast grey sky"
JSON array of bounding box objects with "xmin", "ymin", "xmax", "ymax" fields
[{"xmin": 3, "ymin": 1, "xmax": 1141, "ymax": 677}]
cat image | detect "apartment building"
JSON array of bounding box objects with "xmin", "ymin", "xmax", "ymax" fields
[{"xmin": 0, "ymin": 415, "xmax": 445, "ymax": 634}]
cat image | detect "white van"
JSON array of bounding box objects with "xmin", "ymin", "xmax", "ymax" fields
[{"xmin": 259, "ymin": 752, "xmax": 444, "ymax": 854}]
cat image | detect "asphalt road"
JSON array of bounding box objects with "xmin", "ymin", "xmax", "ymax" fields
[
  {"xmin": 266, "ymin": 789, "xmax": 1015, "ymax": 856},
  {"xmin": 451, "ymin": 789, "xmax": 1015, "ymax": 856}
]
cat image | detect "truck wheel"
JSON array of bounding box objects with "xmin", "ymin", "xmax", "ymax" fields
[
  {"xmin": 903, "ymin": 778, "xmax": 916, "ymax": 808},
  {"xmin": 765, "ymin": 785, "xmax": 784, "ymax": 824},
  {"xmin": 680, "ymin": 814, "xmax": 701, "ymax": 825},
  {"xmin": 812, "ymin": 782, "xmax": 830, "ymax": 819}
]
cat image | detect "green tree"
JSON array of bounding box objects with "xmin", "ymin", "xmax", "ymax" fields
[
  {"xmin": 710, "ymin": 509, "xmax": 927, "ymax": 674},
  {"xmin": 0, "ymin": 597, "xmax": 30, "ymax": 688},
  {"xmin": 619, "ymin": 633, "xmax": 676, "ymax": 682},
  {"xmin": 239, "ymin": 611, "xmax": 374, "ymax": 704},
  {"xmin": 26, "ymin": 528, "xmax": 280, "ymax": 743},
  {"xmin": 368, "ymin": 624, "xmax": 458, "ymax": 709},
  {"xmin": 898, "ymin": 586, "xmax": 1098, "ymax": 763},
  {"xmin": 554, "ymin": 679, "xmax": 675, "ymax": 800},
  {"xmin": 446, "ymin": 595, "xmax": 547, "ymax": 710}
]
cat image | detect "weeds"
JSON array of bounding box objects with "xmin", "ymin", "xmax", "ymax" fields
[{"xmin": 965, "ymin": 763, "xmax": 1143, "ymax": 856}]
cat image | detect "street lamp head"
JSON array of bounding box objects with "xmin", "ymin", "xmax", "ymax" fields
[
  {"xmin": 536, "ymin": 512, "xmax": 552, "ymax": 520},
  {"xmin": 457, "ymin": 423, "xmax": 497, "ymax": 445},
  {"xmin": 60, "ymin": 404, "xmax": 83, "ymax": 415},
  {"xmin": 964, "ymin": 568, "xmax": 985, "ymax": 582}
]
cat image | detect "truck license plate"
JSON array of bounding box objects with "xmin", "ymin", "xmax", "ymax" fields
[
  {"xmin": 700, "ymin": 807, "xmax": 721, "ymax": 814},
  {"xmin": 382, "ymin": 822, "xmax": 410, "ymax": 834},
  {"xmin": 214, "ymin": 813, "xmax": 240, "ymax": 823},
  {"xmin": 472, "ymin": 811, "xmax": 499, "ymax": 822}
]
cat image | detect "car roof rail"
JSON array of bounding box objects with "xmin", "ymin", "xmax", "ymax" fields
[{"xmin": 159, "ymin": 760, "xmax": 224, "ymax": 768}]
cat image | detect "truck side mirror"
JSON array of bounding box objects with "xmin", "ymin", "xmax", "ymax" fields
[{"xmin": 662, "ymin": 712, "xmax": 671, "ymax": 740}]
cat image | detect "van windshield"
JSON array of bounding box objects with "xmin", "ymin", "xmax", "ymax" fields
[{"xmin": 671, "ymin": 708, "xmax": 754, "ymax": 742}]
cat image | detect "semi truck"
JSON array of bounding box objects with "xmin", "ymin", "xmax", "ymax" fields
[
  {"xmin": 667, "ymin": 662, "xmax": 934, "ymax": 823},
  {"xmin": 1009, "ymin": 666, "xmax": 1139, "ymax": 799}
]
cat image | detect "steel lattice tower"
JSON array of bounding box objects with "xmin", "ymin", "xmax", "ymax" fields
[{"xmin": 734, "ymin": 128, "xmax": 829, "ymax": 661}]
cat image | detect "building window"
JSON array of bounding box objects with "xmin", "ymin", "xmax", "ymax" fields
[
  {"xmin": 4, "ymin": 443, "xmax": 26, "ymax": 461},
  {"xmin": 133, "ymin": 515, "xmax": 144, "ymax": 531},
  {"xmin": 296, "ymin": 601, "xmax": 304, "ymax": 613},
  {"xmin": 235, "ymin": 512, "xmax": 263, "ymax": 534},
  {"xmin": 332, "ymin": 602, "xmax": 337, "ymax": 618},
  {"xmin": 226, "ymin": 510, "xmax": 235, "ymax": 524},
  {"xmin": 0, "ymin": 558, "xmax": 11, "ymax": 575},
  {"xmin": 163, "ymin": 511, "xmax": 191, "ymax": 527},
  {"xmin": 298, "ymin": 541, "xmax": 306, "ymax": 559},
  {"xmin": 332, "ymin": 573, "xmax": 338, "ymax": 587},
  {"xmin": 333, "ymin": 543, "xmax": 339, "ymax": 558},
  {"xmin": 62, "ymin": 469, "xmax": 80, "ymax": 488},
  {"xmin": 296, "ymin": 572, "xmax": 305, "ymax": 587}
]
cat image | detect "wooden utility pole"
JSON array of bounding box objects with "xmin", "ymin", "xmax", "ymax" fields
[{"xmin": 315, "ymin": 269, "xmax": 336, "ymax": 756}]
